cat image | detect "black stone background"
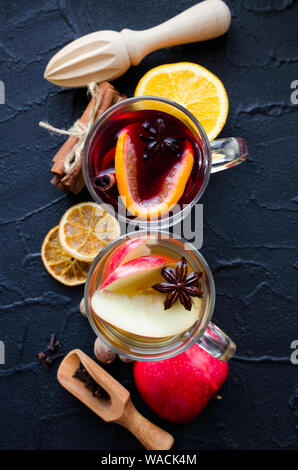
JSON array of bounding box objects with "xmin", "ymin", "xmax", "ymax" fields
[{"xmin": 0, "ymin": 0, "xmax": 297, "ymax": 450}]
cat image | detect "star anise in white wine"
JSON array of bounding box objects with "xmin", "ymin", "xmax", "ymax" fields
[{"xmin": 152, "ymin": 257, "xmax": 204, "ymax": 311}]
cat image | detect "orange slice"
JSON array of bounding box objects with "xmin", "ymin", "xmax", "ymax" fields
[
  {"xmin": 59, "ymin": 202, "xmax": 121, "ymax": 262},
  {"xmin": 115, "ymin": 127, "xmax": 194, "ymax": 218},
  {"xmin": 135, "ymin": 62, "xmax": 229, "ymax": 141},
  {"xmin": 41, "ymin": 226, "xmax": 91, "ymax": 286}
]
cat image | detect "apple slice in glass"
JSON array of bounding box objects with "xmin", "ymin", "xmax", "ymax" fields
[
  {"xmin": 100, "ymin": 255, "xmax": 176, "ymax": 294},
  {"xmin": 91, "ymin": 289, "xmax": 202, "ymax": 338}
]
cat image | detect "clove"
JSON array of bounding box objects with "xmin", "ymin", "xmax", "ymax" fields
[
  {"xmin": 73, "ymin": 362, "xmax": 110, "ymax": 400},
  {"xmin": 46, "ymin": 333, "xmax": 60, "ymax": 352},
  {"xmin": 37, "ymin": 333, "xmax": 64, "ymax": 371}
]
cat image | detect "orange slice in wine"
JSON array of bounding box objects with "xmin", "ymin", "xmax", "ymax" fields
[{"xmin": 115, "ymin": 126, "xmax": 194, "ymax": 219}]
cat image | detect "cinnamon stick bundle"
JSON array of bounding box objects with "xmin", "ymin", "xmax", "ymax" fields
[{"xmin": 50, "ymin": 82, "xmax": 126, "ymax": 195}]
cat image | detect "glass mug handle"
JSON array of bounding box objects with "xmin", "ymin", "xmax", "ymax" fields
[
  {"xmin": 196, "ymin": 322, "xmax": 236, "ymax": 361},
  {"xmin": 210, "ymin": 137, "xmax": 248, "ymax": 173}
]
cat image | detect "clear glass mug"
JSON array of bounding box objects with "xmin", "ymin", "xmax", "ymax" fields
[
  {"xmin": 84, "ymin": 230, "xmax": 236, "ymax": 362},
  {"xmin": 83, "ymin": 96, "xmax": 248, "ymax": 229}
]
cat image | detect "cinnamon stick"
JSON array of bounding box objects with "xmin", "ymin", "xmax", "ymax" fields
[
  {"xmin": 94, "ymin": 169, "xmax": 116, "ymax": 191},
  {"xmin": 50, "ymin": 82, "xmax": 126, "ymax": 195}
]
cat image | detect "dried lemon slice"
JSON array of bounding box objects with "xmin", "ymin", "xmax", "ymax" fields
[
  {"xmin": 58, "ymin": 202, "xmax": 121, "ymax": 262},
  {"xmin": 41, "ymin": 226, "xmax": 91, "ymax": 286}
]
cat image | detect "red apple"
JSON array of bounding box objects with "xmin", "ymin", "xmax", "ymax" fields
[
  {"xmin": 133, "ymin": 344, "xmax": 229, "ymax": 424},
  {"xmin": 102, "ymin": 238, "xmax": 150, "ymax": 281}
]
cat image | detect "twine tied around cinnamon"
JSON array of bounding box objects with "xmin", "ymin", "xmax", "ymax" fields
[{"xmin": 39, "ymin": 82, "xmax": 101, "ymax": 174}]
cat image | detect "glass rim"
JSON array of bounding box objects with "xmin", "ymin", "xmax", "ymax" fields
[
  {"xmin": 82, "ymin": 95, "xmax": 212, "ymax": 229},
  {"xmin": 84, "ymin": 229, "xmax": 216, "ymax": 361}
]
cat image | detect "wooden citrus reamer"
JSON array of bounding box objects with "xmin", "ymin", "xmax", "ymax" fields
[
  {"xmin": 45, "ymin": 0, "xmax": 231, "ymax": 87},
  {"xmin": 57, "ymin": 349, "xmax": 174, "ymax": 450}
]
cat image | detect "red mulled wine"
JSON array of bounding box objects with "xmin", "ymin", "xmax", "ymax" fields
[{"xmin": 87, "ymin": 109, "xmax": 205, "ymax": 219}]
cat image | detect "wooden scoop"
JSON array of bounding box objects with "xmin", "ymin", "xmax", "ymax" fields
[
  {"xmin": 45, "ymin": 0, "xmax": 231, "ymax": 87},
  {"xmin": 57, "ymin": 349, "xmax": 174, "ymax": 450}
]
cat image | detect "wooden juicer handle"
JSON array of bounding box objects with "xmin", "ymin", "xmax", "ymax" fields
[{"xmin": 121, "ymin": 0, "xmax": 231, "ymax": 65}]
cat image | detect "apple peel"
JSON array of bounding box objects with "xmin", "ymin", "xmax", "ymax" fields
[{"xmin": 101, "ymin": 238, "xmax": 151, "ymax": 282}]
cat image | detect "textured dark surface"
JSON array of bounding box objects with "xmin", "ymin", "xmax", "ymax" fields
[{"xmin": 0, "ymin": 0, "xmax": 298, "ymax": 450}]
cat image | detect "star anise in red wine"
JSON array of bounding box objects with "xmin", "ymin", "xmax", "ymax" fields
[
  {"xmin": 139, "ymin": 118, "xmax": 182, "ymax": 160},
  {"xmin": 152, "ymin": 257, "xmax": 204, "ymax": 311}
]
